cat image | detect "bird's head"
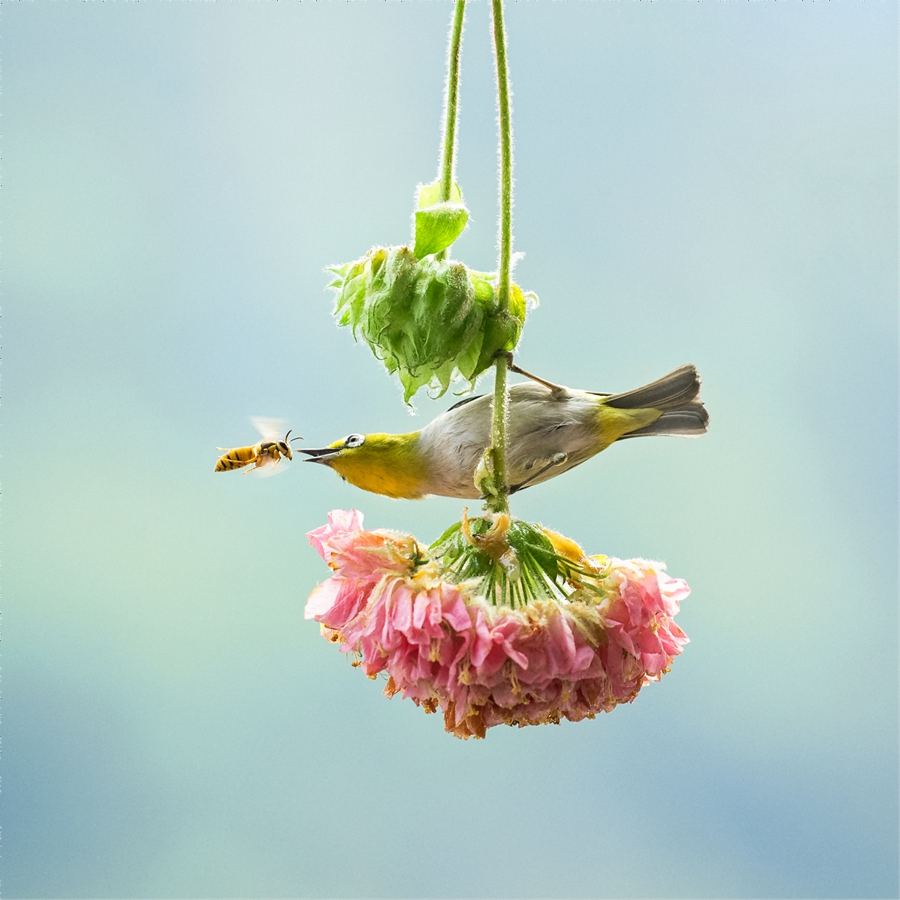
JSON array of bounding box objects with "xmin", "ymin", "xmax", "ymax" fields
[{"xmin": 300, "ymin": 431, "xmax": 428, "ymax": 499}]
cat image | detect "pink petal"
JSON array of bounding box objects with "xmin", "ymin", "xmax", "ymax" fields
[
  {"xmin": 306, "ymin": 508, "xmax": 365, "ymax": 560},
  {"xmin": 304, "ymin": 578, "xmax": 341, "ymax": 620}
]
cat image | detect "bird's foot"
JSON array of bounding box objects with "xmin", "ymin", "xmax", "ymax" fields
[
  {"xmin": 508, "ymin": 452, "xmax": 569, "ymax": 494},
  {"xmin": 495, "ymin": 351, "xmax": 568, "ymax": 400}
]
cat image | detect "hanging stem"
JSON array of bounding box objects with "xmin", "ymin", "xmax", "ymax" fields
[
  {"xmin": 488, "ymin": 0, "xmax": 513, "ymax": 514},
  {"xmin": 492, "ymin": 0, "xmax": 513, "ymax": 309},
  {"xmin": 436, "ymin": 0, "xmax": 467, "ymax": 262},
  {"xmin": 440, "ymin": 0, "xmax": 466, "ymax": 203}
]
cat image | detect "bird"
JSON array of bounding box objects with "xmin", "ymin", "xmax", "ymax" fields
[{"xmin": 301, "ymin": 363, "xmax": 708, "ymax": 500}]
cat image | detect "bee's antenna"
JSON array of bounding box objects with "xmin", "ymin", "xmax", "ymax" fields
[
  {"xmin": 283, "ymin": 430, "xmax": 293, "ymax": 442},
  {"xmin": 289, "ymin": 435, "xmax": 304, "ymax": 444}
]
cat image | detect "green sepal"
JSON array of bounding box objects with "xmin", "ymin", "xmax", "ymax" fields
[
  {"xmin": 506, "ymin": 521, "xmax": 565, "ymax": 582},
  {"xmin": 429, "ymin": 516, "xmax": 585, "ymax": 609},
  {"xmin": 414, "ymin": 202, "xmax": 469, "ymax": 258},
  {"xmin": 430, "ymin": 519, "xmax": 465, "ymax": 550}
]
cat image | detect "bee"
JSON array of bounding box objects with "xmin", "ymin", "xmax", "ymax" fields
[{"xmin": 215, "ymin": 418, "xmax": 303, "ymax": 474}]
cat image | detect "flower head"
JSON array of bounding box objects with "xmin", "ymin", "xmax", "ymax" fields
[
  {"xmin": 327, "ymin": 245, "xmax": 533, "ymax": 404},
  {"xmin": 306, "ymin": 510, "xmax": 689, "ymax": 739}
]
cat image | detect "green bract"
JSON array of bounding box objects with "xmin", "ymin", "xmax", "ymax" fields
[
  {"xmin": 414, "ymin": 203, "xmax": 469, "ymax": 259},
  {"xmin": 414, "ymin": 179, "xmax": 468, "ymax": 258},
  {"xmin": 328, "ymin": 245, "xmax": 535, "ymax": 403},
  {"xmin": 429, "ymin": 515, "xmax": 594, "ymax": 609}
]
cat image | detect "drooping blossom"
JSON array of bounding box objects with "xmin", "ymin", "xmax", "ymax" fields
[{"xmin": 306, "ymin": 509, "xmax": 689, "ymax": 739}]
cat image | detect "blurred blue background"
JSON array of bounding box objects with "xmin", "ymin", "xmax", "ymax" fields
[{"xmin": 3, "ymin": 2, "xmax": 897, "ymax": 897}]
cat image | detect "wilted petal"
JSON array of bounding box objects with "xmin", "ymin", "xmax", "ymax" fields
[
  {"xmin": 307, "ymin": 509, "xmax": 365, "ymax": 561},
  {"xmin": 304, "ymin": 578, "xmax": 341, "ymax": 620}
]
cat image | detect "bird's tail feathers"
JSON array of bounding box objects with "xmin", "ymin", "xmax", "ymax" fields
[
  {"xmin": 604, "ymin": 365, "xmax": 709, "ymax": 437},
  {"xmin": 605, "ymin": 364, "xmax": 701, "ymax": 411},
  {"xmin": 619, "ymin": 403, "xmax": 709, "ymax": 438}
]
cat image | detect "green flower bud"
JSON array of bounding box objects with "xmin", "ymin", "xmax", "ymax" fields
[{"xmin": 327, "ymin": 246, "xmax": 536, "ymax": 404}]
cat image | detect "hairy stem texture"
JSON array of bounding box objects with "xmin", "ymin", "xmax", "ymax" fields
[
  {"xmin": 439, "ymin": 0, "xmax": 467, "ymax": 207},
  {"xmin": 488, "ymin": 0, "xmax": 513, "ymax": 514}
]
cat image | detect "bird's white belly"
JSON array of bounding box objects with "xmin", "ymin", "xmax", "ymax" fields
[{"xmin": 417, "ymin": 385, "xmax": 601, "ymax": 498}]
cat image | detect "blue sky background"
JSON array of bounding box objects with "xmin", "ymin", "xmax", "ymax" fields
[{"xmin": 3, "ymin": 2, "xmax": 897, "ymax": 897}]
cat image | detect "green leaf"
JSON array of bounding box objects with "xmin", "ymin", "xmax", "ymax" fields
[
  {"xmin": 414, "ymin": 202, "xmax": 469, "ymax": 258},
  {"xmin": 416, "ymin": 179, "xmax": 463, "ymax": 209}
]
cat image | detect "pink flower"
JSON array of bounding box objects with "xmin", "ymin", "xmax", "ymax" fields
[{"xmin": 306, "ymin": 510, "xmax": 690, "ymax": 740}]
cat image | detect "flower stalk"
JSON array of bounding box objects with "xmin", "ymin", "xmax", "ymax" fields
[
  {"xmin": 437, "ymin": 0, "xmax": 467, "ymax": 213},
  {"xmin": 488, "ymin": 0, "xmax": 514, "ymax": 514}
]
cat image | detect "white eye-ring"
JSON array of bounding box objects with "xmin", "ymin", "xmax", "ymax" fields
[{"xmin": 345, "ymin": 434, "xmax": 366, "ymax": 449}]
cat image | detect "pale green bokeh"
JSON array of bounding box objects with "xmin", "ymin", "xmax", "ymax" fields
[{"xmin": 4, "ymin": 3, "xmax": 897, "ymax": 898}]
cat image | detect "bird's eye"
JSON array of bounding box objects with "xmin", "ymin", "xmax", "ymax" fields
[{"xmin": 344, "ymin": 433, "xmax": 366, "ymax": 449}]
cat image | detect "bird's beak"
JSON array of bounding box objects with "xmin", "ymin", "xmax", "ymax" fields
[{"xmin": 299, "ymin": 447, "xmax": 342, "ymax": 464}]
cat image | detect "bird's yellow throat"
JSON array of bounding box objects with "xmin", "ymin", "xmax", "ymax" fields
[{"xmin": 325, "ymin": 432, "xmax": 428, "ymax": 500}]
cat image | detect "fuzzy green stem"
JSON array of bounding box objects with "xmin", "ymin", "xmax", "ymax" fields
[
  {"xmin": 492, "ymin": 0, "xmax": 513, "ymax": 313},
  {"xmin": 488, "ymin": 357, "xmax": 510, "ymax": 513},
  {"xmin": 436, "ymin": 0, "xmax": 467, "ymax": 261},
  {"xmin": 487, "ymin": 0, "xmax": 513, "ymax": 514}
]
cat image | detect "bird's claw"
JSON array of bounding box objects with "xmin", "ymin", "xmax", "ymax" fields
[{"xmin": 508, "ymin": 452, "xmax": 569, "ymax": 494}]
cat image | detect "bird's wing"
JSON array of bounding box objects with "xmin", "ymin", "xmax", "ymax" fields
[{"xmin": 445, "ymin": 393, "xmax": 485, "ymax": 412}]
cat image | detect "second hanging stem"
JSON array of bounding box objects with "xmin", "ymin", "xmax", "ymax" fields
[{"xmin": 488, "ymin": 0, "xmax": 513, "ymax": 515}]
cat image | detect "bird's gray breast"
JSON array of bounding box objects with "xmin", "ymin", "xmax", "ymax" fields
[{"xmin": 417, "ymin": 383, "xmax": 601, "ymax": 498}]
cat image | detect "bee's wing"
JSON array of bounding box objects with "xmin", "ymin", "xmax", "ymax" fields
[
  {"xmin": 252, "ymin": 457, "xmax": 288, "ymax": 478},
  {"xmin": 250, "ymin": 416, "xmax": 287, "ymax": 442}
]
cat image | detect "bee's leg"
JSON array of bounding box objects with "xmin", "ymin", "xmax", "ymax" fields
[
  {"xmin": 508, "ymin": 452, "xmax": 569, "ymax": 494},
  {"xmin": 496, "ymin": 351, "xmax": 568, "ymax": 400}
]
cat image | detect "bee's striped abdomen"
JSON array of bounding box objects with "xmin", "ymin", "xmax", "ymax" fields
[{"xmin": 215, "ymin": 445, "xmax": 260, "ymax": 472}]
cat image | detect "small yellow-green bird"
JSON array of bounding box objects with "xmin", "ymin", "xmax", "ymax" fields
[{"xmin": 301, "ymin": 364, "xmax": 708, "ymax": 500}]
